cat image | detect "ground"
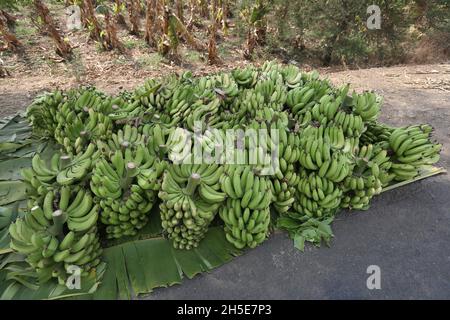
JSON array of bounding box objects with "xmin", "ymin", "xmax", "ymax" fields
[{"xmin": 1, "ymin": 46, "xmax": 450, "ymax": 298}]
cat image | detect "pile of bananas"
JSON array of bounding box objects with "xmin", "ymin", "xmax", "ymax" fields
[{"xmin": 14, "ymin": 59, "xmax": 441, "ymax": 275}]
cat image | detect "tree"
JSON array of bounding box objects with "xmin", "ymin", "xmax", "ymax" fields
[
  {"xmin": 113, "ymin": 0, "xmax": 127, "ymax": 27},
  {"xmin": 0, "ymin": 10, "xmax": 21, "ymax": 52},
  {"xmin": 34, "ymin": 0, "xmax": 72, "ymax": 59},
  {"xmin": 128, "ymin": 0, "xmax": 140, "ymax": 35},
  {"xmin": 241, "ymin": 0, "xmax": 269, "ymax": 60},
  {"xmin": 208, "ymin": 0, "xmax": 221, "ymax": 64},
  {"xmin": 83, "ymin": 0, "xmax": 102, "ymax": 41},
  {"xmin": 104, "ymin": 8, "xmax": 125, "ymax": 52},
  {"xmin": 144, "ymin": 0, "xmax": 156, "ymax": 46}
]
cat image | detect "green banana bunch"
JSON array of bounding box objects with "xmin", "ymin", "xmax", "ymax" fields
[
  {"xmin": 333, "ymin": 110, "xmax": 364, "ymax": 137},
  {"xmin": 91, "ymin": 146, "xmax": 156, "ymax": 238},
  {"xmin": 54, "ymin": 144, "xmax": 97, "ymax": 185},
  {"xmin": 159, "ymin": 170, "xmax": 221, "ymax": 249},
  {"xmin": 9, "ymin": 186, "xmax": 102, "ymax": 284},
  {"xmin": 254, "ymin": 78, "xmax": 287, "ymax": 107},
  {"xmin": 22, "ymin": 144, "xmax": 98, "ymax": 197},
  {"xmin": 281, "ymin": 64, "xmax": 303, "ymax": 89},
  {"xmin": 142, "ymin": 123, "xmax": 174, "ymax": 160},
  {"xmin": 108, "ymin": 100, "xmax": 143, "ymax": 121},
  {"xmin": 101, "ymin": 124, "xmax": 146, "ymax": 154},
  {"xmin": 26, "ymin": 90, "xmax": 63, "ymax": 137},
  {"xmin": 185, "ymin": 98, "xmax": 221, "ymax": 131},
  {"xmin": 295, "ymin": 170, "xmax": 343, "ymax": 218},
  {"xmin": 352, "ymin": 91, "xmax": 382, "ymax": 121},
  {"xmin": 272, "ymin": 178, "xmax": 296, "ymax": 214},
  {"xmin": 311, "ymin": 94, "xmax": 342, "ymax": 123},
  {"xmin": 137, "ymin": 161, "xmax": 167, "ymax": 191},
  {"xmin": 360, "ymin": 121, "xmax": 393, "ymax": 145},
  {"xmin": 136, "ymin": 75, "xmax": 179, "ymax": 111},
  {"xmin": 341, "ymin": 144, "xmax": 390, "ymax": 210},
  {"xmin": 213, "ymin": 73, "xmax": 240, "ymax": 103},
  {"xmin": 286, "ymin": 85, "xmax": 317, "ymax": 119},
  {"xmin": 388, "ymin": 124, "xmax": 441, "ymax": 181},
  {"xmin": 134, "ymin": 78, "xmax": 163, "ymax": 109},
  {"xmin": 219, "ymin": 198, "xmax": 270, "ymax": 249},
  {"xmin": 270, "ymin": 127, "xmax": 301, "ymax": 214},
  {"xmin": 52, "ymin": 90, "xmax": 113, "ymax": 154},
  {"xmin": 232, "ymin": 66, "xmax": 258, "ymax": 88}
]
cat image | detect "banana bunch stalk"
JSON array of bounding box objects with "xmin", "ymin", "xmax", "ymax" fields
[
  {"xmin": 91, "ymin": 146, "xmax": 157, "ymax": 239},
  {"xmin": 9, "ymin": 186, "xmax": 101, "ymax": 285}
]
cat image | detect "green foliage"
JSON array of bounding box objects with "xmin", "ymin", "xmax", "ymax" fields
[
  {"xmin": 252, "ymin": 0, "xmax": 449, "ymax": 66},
  {"xmin": 0, "ymin": 0, "xmax": 31, "ymax": 10}
]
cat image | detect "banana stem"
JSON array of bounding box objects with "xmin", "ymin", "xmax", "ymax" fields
[
  {"xmin": 184, "ymin": 173, "xmax": 201, "ymax": 196},
  {"xmin": 60, "ymin": 155, "xmax": 71, "ymax": 169},
  {"xmin": 51, "ymin": 210, "xmax": 66, "ymax": 239},
  {"xmin": 121, "ymin": 162, "xmax": 137, "ymax": 191},
  {"xmin": 381, "ymin": 166, "xmax": 446, "ymax": 193},
  {"xmin": 159, "ymin": 144, "xmax": 167, "ymax": 160}
]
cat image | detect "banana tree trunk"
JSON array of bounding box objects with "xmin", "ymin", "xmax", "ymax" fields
[
  {"xmin": 128, "ymin": 0, "xmax": 141, "ymax": 35},
  {"xmin": 34, "ymin": 0, "xmax": 72, "ymax": 59},
  {"xmin": 0, "ymin": 12, "xmax": 21, "ymax": 52},
  {"xmin": 83, "ymin": 0, "xmax": 102, "ymax": 41},
  {"xmin": 208, "ymin": 0, "xmax": 220, "ymax": 65},
  {"xmin": 145, "ymin": 0, "xmax": 156, "ymax": 46},
  {"xmin": 104, "ymin": 10, "xmax": 125, "ymax": 52},
  {"xmin": 114, "ymin": 0, "xmax": 128, "ymax": 27},
  {"xmin": 176, "ymin": 0, "xmax": 184, "ymax": 24}
]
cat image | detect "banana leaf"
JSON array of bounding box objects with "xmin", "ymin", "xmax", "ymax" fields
[
  {"xmin": 93, "ymin": 226, "xmax": 241, "ymax": 299},
  {"xmin": 0, "ymin": 226, "xmax": 240, "ymax": 300},
  {"xmin": 0, "ymin": 181, "xmax": 27, "ymax": 206},
  {"xmin": 0, "ymin": 158, "xmax": 32, "ymax": 181}
]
